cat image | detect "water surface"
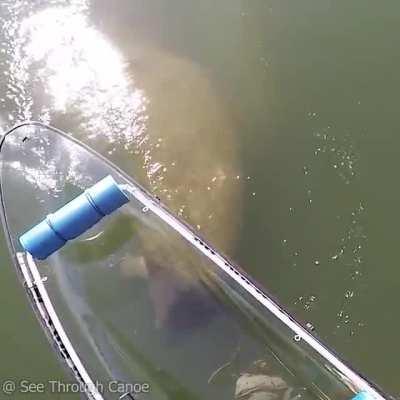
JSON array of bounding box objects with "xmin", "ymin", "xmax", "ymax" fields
[{"xmin": 0, "ymin": 0, "xmax": 399, "ymax": 398}]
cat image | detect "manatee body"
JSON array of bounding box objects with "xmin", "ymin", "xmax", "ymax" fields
[
  {"xmin": 99, "ymin": 26, "xmax": 243, "ymax": 329},
  {"xmin": 89, "ymin": 0, "xmax": 243, "ymax": 252},
  {"xmin": 115, "ymin": 41, "xmax": 243, "ymax": 253},
  {"xmin": 14, "ymin": 3, "xmax": 242, "ymax": 332}
]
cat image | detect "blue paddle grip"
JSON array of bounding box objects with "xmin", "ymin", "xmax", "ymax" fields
[
  {"xmin": 351, "ymin": 392, "xmax": 376, "ymax": 400},
  {"xmin": 19, "ymin": 175, "xmax": 129, "ymax": 260}
]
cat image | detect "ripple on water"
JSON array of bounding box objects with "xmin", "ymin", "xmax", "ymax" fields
[{"xmin": 284, "ymin": 126, "xmax": 367, "ymax": 338}]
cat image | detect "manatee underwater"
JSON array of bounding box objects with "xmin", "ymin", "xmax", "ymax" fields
[
  {"xmin": 7, "ymin": 0, "xmax": 243, "ymax": 334},
  {"xmin": 88, "ymin": 1, "xmax": 244, "ymax": 332}
]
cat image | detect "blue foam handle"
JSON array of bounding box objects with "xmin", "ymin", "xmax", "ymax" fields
[
  {"xmin": 351, "ymin": 392, "xmax": 376, "ymax": 400},
  {"xmin": 19, "ymin": 175, "xmax": 129, "ymax": 260}
]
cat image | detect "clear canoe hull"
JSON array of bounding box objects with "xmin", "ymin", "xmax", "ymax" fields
[{"xmin": 0, "ymin": 122, "xmax": 387, "ymax": 400}]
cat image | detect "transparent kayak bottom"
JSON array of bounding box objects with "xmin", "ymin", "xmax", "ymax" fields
[{"xmin": 0, "ymin": 122, "xmax": 387, "ymax": 400}]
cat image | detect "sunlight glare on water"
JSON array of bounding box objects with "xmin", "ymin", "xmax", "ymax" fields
[{"xmin": 17, "ymin": 3, "xmax": 148, "ymax": 145}]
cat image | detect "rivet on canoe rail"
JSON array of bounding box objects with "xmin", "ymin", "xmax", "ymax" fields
[{"xmin": 306, "ymin": 322, "xmax": 315, "ymax": 332}]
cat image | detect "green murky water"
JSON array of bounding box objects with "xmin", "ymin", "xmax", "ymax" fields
[{"xmin": 0, "ymin": 0, "xmax": 399, "ymax": 398}]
